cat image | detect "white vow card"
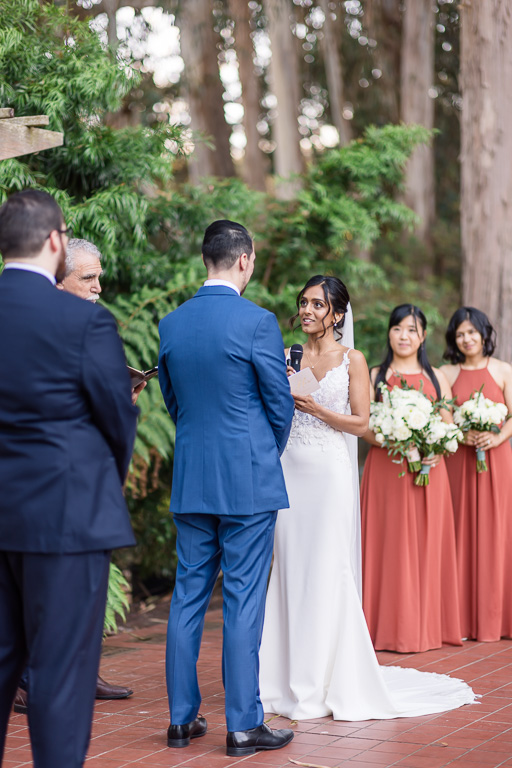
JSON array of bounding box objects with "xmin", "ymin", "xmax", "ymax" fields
[{"xmin": 289, "ymin": 367, "xmax": 320, "ymax": 396}]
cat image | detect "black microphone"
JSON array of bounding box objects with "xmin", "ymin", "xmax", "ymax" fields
[{"xmin": 289, "ymin": 344, "xmax": 303, "ymax": 373}]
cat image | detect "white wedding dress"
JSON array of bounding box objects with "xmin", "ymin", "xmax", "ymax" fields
[{"xmin": 259, "ymin": 350, "xmax": 476, "ymax": 721}]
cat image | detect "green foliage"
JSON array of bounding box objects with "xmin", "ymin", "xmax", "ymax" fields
[
  {"xmin": 104, "ymin": 562, "xmax": 130, "ymax": 636},
  {"xmin": 0, "ymin": 0, "xmax": 443, "ymax": 589},
  {"xmin": 123, "ymin": 492, "xmax": 178, "ymax": 591}
]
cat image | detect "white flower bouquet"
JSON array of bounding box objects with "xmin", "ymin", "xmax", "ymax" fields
[
  {"xmin": 453, "ymin": 390, "xmax": 508, "ymax": 472},
  {"xmin": 370, "ymin": 382, "xmax": 462, "ymax": 485},
  {"xmin": 412, "ymin": 417, "xmax": 463, "ymax": 486}
]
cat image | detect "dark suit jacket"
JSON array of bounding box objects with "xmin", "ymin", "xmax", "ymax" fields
[
  {"xmin": 0, "ymin": 269, "xmax": 138, "ymax": 553},
  {"xmin": 158, "ymin": 285, "xmax": 295, "ymax": 516}
]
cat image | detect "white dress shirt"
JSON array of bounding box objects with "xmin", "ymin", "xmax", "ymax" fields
[{"xmin": 203, "ymin": 278, "xmax": 240, "ymax": 296}]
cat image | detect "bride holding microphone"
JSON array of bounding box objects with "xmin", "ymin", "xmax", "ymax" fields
[{"xmin": 258, "ymin": 276, "xmax": 475, "ymax": 722}]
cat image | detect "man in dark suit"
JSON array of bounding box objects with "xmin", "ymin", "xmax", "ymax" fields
[
  {"xmin": 0, "ymin": 190, "xmax": 138, "ymax": 768},
  {"xmin": 12, "ymin": 237, "xmax": 137, "ymax": 715},
  {"xmin": 159, "ymin": 220, "xmax": 295, "ymax": 757}
]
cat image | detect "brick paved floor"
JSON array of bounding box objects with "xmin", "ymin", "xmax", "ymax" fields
[{"xmin": 5, "ymin": 603, "xmax": 512, "ymax": 768}]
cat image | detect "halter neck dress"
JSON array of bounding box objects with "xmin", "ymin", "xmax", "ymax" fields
[
  {"xmin": 361, "ymin": 372, "xmax": 462, "ymax": 652},
  {"xmin": 447, "ymin": 364, "xmax": 512, "ymax": 641}
]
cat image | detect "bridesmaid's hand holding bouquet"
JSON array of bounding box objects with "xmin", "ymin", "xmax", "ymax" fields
[
  {"xmin": 412, "ymin": 418, "xmax": 462, "ymax": 486},
  {"xmin": 453, "ymin": 390, "xmax": 509, "ymax": 472},
  {"xmin": 370, "ymin": 382, "xmax": 462, "ymax": 484}
]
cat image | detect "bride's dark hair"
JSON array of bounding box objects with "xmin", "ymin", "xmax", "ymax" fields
[
  {"xmin": 290, "ymin": 275, "xmax": 350, "ymax": 341},
  {"xmin": 374, "ymin": 304, "xmax": 441, "ymax": 401}
]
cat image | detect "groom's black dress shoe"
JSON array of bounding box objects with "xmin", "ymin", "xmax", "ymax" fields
[
  {"xmin": 167, "ymin": 715, "xmax": 207, "ymax": 747},
  {"xmin": 226, "ymin": 723, "xmax": 294, "ymax": 756}
]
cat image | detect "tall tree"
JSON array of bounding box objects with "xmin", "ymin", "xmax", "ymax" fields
[
  {"xmin": 400, "ymin": 0, "xmax": 435, "ymax": 244},
  {"xmin": 228, "ymin": 0, "xmax": 268, "ymax": 190},
  {"xmin": 179, "ymin": 0, "xmax": 235, "ymax": 180},
  {"xmin": 460, "ymin": 1, "xmax": 512, "ymax": 361},
  {"xmin": 263, "ymin": 0, "xmax": 303, "ymax": 197},
  {"xmin": 365, "ymin": 0, "xmax": 401, "ymax": 125},
  {"xmin": 319, "ymin": 0, "xmax": 352, "ymax": 145}
]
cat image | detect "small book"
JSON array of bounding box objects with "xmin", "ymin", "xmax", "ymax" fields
[
  {"xmin": 127, "ymin": 365, "xmax": 159, "ymax": 388},
  {"xmin": 289, "ymin": 366, "xmax": 320, "ymax": 396}
]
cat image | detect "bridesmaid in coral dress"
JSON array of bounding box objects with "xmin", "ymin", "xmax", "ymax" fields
[
  {"xmin": 440, "ymin": 307, "xmax": 512, "ymax": 642},
  {"xmin": 361, "ymin": 304, "xmax": 462, "ymax": 653}
]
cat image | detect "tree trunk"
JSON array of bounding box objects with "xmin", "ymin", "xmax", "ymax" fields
[
  {"xmin": 102, "ymin": 0, "xmax": 119, "ymax": 48},
  {"xmin": 460, "ymin": 1, "xmax": 512, "ymax": 362},
  {"xmin": 179, "ymin": 0, "xmax": 235, "ymax": 180},
  {"xmin": 365, "ymin": 0, "xmax": 401, "ymax": 124},
  {"xmin": 228, "ymin": 0, "xmax": 269, "ymax": 190},
  {"xmin": 319, "ymin": 0, "xmax": 351, "ymax": 145},
  {"xmin": 400, "ymin": 0, "xmax": 435, "ymax": 244},
  {"xmin": 263, "ymin": 0, "xmax": 303, "ymax": 198}
]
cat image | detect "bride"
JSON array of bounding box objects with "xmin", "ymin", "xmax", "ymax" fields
[{"xmin": 259, "ymin": 275, "xmax": 476, "ymax": 721}]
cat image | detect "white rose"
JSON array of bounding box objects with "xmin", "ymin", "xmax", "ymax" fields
[
  {"xmin": 446, "ymin": 439, "xmax": 459, "ymax": 453},
  {"xmin": 380, "ymin": 415, "xmax": 395, "ymax": 436},
  {"xmin": 393, "ymin": 423, "xmax": 412, "ymax": 441},
  {"xmin": 405, "ymin": 410, "xmax": 429, "ymax": 430},
  {"xmin": 375, "ymin": 432, "xmax": 385, "ymax": 444},
  {"xmin": 453, "ymin": 410, "xmax": 464, "ymax": 426},
  {"xmin": 393, "ymin": 405, "xmax": 410, "ymax": 420}
]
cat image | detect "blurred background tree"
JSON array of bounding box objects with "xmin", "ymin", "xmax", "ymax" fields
[{"xmin": 1, "ymin": 0, "xmax": 509, "ymax": 592}]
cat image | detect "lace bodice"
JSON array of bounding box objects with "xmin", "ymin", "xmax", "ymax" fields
[{"xmin": 287, "ymin": 351, "xmax": 351, "ymax": 462}]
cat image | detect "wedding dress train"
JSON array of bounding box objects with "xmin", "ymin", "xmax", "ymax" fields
[{"xmin": 259, "ymin": 351, "xmax": 476, "ymax": 721}]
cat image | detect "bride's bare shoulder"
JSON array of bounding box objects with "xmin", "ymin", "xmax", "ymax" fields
[{"xmin": 345, "ymin": 347, "xmax": 368, "ymax": 371}]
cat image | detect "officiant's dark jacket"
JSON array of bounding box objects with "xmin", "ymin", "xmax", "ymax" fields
[{"xmin": 0, "ymin": 268, "xmax": 138, "ymax": 552}]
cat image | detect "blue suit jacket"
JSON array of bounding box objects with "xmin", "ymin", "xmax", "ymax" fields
[
  {"xmin": 158, "ymin": 285, "xmax": 294, "ymax": 516},
  {"xmin": 0, "ymin": 269, "xmax": 138, "ymax": 553}
]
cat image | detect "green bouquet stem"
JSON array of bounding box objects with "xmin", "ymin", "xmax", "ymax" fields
[
  {"xmin": 406, "ymin": 447, "xmax": 421, "ymax": 473},
  {"xmin": 414, "ymin": 455, "xmax": 434, "ymax": 486},
  {"xmin": 476, "ymin": 447, "xmax": 488, "ymax": 473}
]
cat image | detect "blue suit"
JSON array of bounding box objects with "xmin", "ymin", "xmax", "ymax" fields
[
  {"xmin": 0, "ymin": 269, "xmax": 138, "ymax": 768},
  {"xmin": 159, "ymin": 285, "xmax": 294, "ymax": 730}
]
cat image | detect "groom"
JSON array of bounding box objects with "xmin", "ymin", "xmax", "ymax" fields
[{"xmin": 158, "ymin": 220, "xmax": 295, "ymax": 757}]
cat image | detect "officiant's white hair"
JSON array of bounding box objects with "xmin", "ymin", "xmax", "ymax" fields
[{"xmin": 65, "ymin": 238, "xmax": 102, "ymax": 277}]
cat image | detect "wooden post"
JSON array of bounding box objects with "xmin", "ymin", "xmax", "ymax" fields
[{"xmin": 0, "ymin": 110, "xmax": 63, "ymax": 160}]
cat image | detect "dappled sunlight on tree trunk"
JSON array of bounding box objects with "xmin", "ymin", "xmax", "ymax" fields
[
  {"xmin": 319, "ymin": 0, "xmax": 352, "ymax": 146},
  {"xmin": 400, "ymin": 0, "xmax": 435, "ymax": 249},
  {"xmin": 229, "ymin": 0, "xmax": 269, "ymax": 191},
  {"xmin": 365, "ymin": 0, "xmax": 401, "ymax": 125},
  {"xmin": 460, "ymin": 1, "xmax": 512, "ymax": 362},
  {"xmin": 179, "ymin": 0, "xmax": 235, "ymax": 181},
  {"xmin": 264, "ymin": 0, "xmax": 303, "ymax": 198}
]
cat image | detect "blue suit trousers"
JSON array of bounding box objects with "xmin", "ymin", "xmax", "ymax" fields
[
  {"xmin": 0, "ymin": 550, "xmax": 110, "ymax": 768},
  {"xmin": 166, "ymin": 511, "xmax": 277, "ymax": 732}
]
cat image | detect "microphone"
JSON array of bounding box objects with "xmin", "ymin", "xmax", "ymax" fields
[{"xmin": 289, "ymin": 344, "xmax": 303, "ymax": 373}]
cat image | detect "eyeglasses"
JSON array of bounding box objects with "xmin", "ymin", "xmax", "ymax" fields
[{"xmin": 46, "ymin": 227, "xmax": 73, "ymax": 240}]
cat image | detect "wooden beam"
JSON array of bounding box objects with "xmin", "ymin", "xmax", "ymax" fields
[
  {"xmin": 0, "ymin": 123, "xmax": 63, "ymax": 161},
  {"xmin": 1, "ymin": 115, "xmax": 50, "ymax": 127},
  {"xmin": 0, "ymin": 108, "xmax": 15, "ymax": 119}
]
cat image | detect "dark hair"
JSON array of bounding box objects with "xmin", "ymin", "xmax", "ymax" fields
[
  {"xmin": 202, "ymin": 219, "xmax": 253, "ymax": 271},
  {"xmin": 291, "ymin": 275, "xmax": 350, "ymax": 341},
  {"xmin": 374, "ymin": 304, "xmax": 441, "ymax": 400},
  {"xmin": 443, "ymin": 306, "xmax": 496, "ymax": 363},
  {"xmin": 0, "ymin": 189, "xmax": 63, "ymax": 261}
]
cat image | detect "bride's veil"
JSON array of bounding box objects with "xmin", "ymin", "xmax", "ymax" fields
[{"xmin": 338, "ymin": 302, "xmax": 363, "ymax": 600}]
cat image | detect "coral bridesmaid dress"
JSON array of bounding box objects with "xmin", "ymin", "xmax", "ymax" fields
[
  {"xmin": 361, "ymin": 373, "xmax": 462, "ymax": 652},
  {"xmin": 447, "ymin": 365, "xmax": 512, "ymax": 641}
]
